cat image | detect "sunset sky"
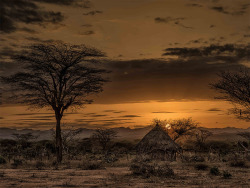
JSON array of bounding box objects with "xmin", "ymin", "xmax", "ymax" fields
[{"xmin": 0, "ymin": 0, "xmax": 249, "ymax": 129}]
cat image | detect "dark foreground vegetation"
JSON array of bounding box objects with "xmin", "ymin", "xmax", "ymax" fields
[{"xmin": 0, "ymin": 130, "xmax": 249, "ymax": 187}]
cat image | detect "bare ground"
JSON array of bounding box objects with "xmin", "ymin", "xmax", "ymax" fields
[{"xmin": 0, "ymin": 162, "xmax": 249, "ymax": 188}]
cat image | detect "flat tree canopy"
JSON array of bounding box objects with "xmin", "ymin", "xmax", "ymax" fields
[
  {"xmin": 211, "ymin": 69, "xmax": 250, "ymax": 121},
  {"xmin": 1, "ymin": 42, "xmax": 108, "ymax": 162}
]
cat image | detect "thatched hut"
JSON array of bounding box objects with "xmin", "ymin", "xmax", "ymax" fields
[{"xmin": 136, "ymin": 123, "xmax": 181, "ymax": 161}]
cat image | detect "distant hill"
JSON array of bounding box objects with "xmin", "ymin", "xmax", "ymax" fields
[{"xmin": 0, "ymin": 126, "xmax": 249, "ymax": 142}]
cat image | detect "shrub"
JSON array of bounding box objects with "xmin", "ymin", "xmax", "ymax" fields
[
  {"xmin": 195, "ymin": 163, "xmax": 208, "ymax": 171},
  {"xmin": 11, "ymin": 159, "xmax": 23, "ymax": 168},
  {"xmin": 81, "ymin": 161, "xmax": 103, "ymax": 170},
  {"xmin": 230, "ymin": 160, "xmax": 248, "ymax": 168},
  {"xmin": 35, "ymin": 161, "xmax": 45, "ymax": 170},
  {"xmin": 223, "ymin": 171, "xmax": 232, "ymax": 179},
  {"xmin": 0, "ymin": 171, "xmax": 4, "ymax": 177},
  {"xmin": 190, "ymin": 156, "xmax": 205, "ymax": 162},
  {"xmin": 0, "ymin": 156, "xmax": 7, "ymax": 164},
  {"xmin": 130, "ymin": 162, "xmax": 152, "ymax": 177},
  {"xmin": 155, "ymin": 164, "xmax": 174, "ymax": 177},
  {"xmin": 52, "ymin": 161, "xmax": 58, "ymax": 170},
  {"xmin": 130, "ymin": 162, "xmax": 174, "ymax": 178},
  {"xmin": 182, "ymin": 155, "xmax": 205, "ymax": 163},
  {"xmin": 210, "ymin": 167, "xmax": 220, "ymax": 176}
]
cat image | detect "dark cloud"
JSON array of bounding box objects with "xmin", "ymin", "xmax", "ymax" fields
[
  {"xmin": 25, "ymin": 37, "xmax": 57, "ymax": 43},
  {"xmin": 103, "ymin": 110, "xmax": 115, "ymax": 112},
  {"xmin": 83, "ymin": 10, "xmax": 103, "ymax": 16},
  {"xmin": 20, "ymin": 118, "xmax": 53, "ymax": 121},
  {"xmin": 207, "ymin": 108, "xmax": 221, "ymax": 112},
  {"xmin": 33, "ymin": 0, "xmax": 91, "ymax": 8},
  {"xmin": 154, "ymin": 17, "xmax": 193, "ymax": 29},
  {"xmin": 210, "ymin": 25, "xmax": 216, "ymax": 28},
  {"xmin": 79, "ymin": 30, "xmax": 95, "ymax": 35},
  {"xmin": 90, "ymin": 114, "xmax": 107, "ymax": 117},
  {"xmin": 152, "ymin": 111, "xmax": 175, "ymax": 113},
  {"xmin": 210, "ymin": 4, "xmax": 250, "ymax": 16},
  {"xmin": 81, "ymin": 24, "xmax": 93, "ymax": 27},
  {"xmin": 186, "ymin": 38, "xmax": 204, "ymax": 45},
  {"xmin": 162, "ymin": 44, "xmax": 249, "ymax": 57},
  {"xmin": 19, "ymin": 27, "xmax": 38, "ymax": 34},
  {"xmin": 211, "ymin": 6, "xmax": 229, "ymax": 14},
  {"xmin": 0, "ymin": 0, "xmax": 64, "ymax": 34},
  {"xmin": 94, "ymin": 43, "xmax": 249, "ymax": 104},
  {"xmin": 0, "ymin": 47, "xmax": 16, "ymax": 59},
  {"xmin": 113, "ymin": 111, "xmax": 126, "ymax": 114},
  {"xmin": 186, "ymin": 3, "xmax": 203, "ymax": 7},
  {"xmin": 120, "ymin": 115, "xmax": 141, "ymax": 118}
]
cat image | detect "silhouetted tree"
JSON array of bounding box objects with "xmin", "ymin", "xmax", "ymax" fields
[
  {"xmin": 192, "ymin": 129, "xmax": 213, "ymax": 150},
  {"xmin": 92, "ymin": 129, "xmax": 117, "ymax": 152},
  {"xmin": 211, "ymin": 69, "xmax": 250, "ymax": 121},
  {"xmin": 165, "ymin": 118, "xmax": 199, "ymax": 140},
  {"xmin": 51, "ymin": 125, "xmax": 82, "ymax": 159},
  {"xmin": 1, "ymin": 42, "xmax": 108, "ymax": 163}
]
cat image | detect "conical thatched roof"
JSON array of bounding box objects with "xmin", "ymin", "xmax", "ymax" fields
[{"xmin": 136, "ymin": 123, "xmax": 181, "ymax": 154}]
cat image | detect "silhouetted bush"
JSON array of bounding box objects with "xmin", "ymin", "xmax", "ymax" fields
[
  {"xmin": 195, "ymin": 163, "xmax": 208, "ymax": 170},
  {"xmin": 210, "ymin": 167, "xmax": 220, "ymax": 176},
  {"xmin": 182, "ymin": 155, "xmax": 205, "ymax": 163},
  {"xmin": 52, "ymin": 160, "xmax": 59, "ymax": 170},
  {"xmin": 207, "ymin": 141, "xmax": 233, "ymax": 155},
  {"xmin": 11, "ymin": 159, "xmax": 23, "ymax": 168},
  {"xmin": 0, "ymin": 156, "xmax": 6, "ymax": 164},
  {"xmin": 81, "ymin": 161, "xmax": 103, "ymax": 170},
  {"xmin": 223, "ymin": 171, "xmax": 232, "ymax": 179},
  {"xmin": 130, "ymin": 162, "xmax": 174, "ymax": 178},
  {"xmin": 35, "ymin": 161, "xmax": 45, "ymax": 170},
  {"xmin": 230, "ymin": 160, "xmax": 248, "ymax": 168},
  {"xmin": 190, "ymin": 156, "xmax": 205, "ymax": 162}
]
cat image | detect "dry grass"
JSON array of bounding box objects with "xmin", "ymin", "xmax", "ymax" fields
[{"xmin": 0, "ymin": 156, "xmax": 249, "ymax": 188}]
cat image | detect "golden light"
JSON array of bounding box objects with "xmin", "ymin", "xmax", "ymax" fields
[{"xmin": 165, "ymin": 124, "xmax": 171, "ymax": 129}]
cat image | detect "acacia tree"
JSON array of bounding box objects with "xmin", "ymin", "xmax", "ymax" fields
[
  {"xmin": 192, "ymin": 129, "xmax": 212, "ymax": 150},
  {"xmin": 210, "ymin": 69, "xmax": 250, "ymax": 121},
  {"xmin": 151, "ymin": 118, "xmax": 198, "ymax": 140},
  {"xmin": 92, "ymin": 129, "xmax": 117, "ymax": 153},
  {"xmin": 1, "ymin": 42, "xmax": 108, "ymax": 163},
  {"xmin": 165, "ymin": 118, "xmax": 199, "ymax": 141}
]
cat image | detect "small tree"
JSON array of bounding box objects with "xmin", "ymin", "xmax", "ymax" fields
[
  {"xmin": 1, "ymin": 42, "xmax": 108, "ymax": 163},
  {"xmin": 92, "ymin": 129, "xmax": 117, "ymax": 153},
  {"xmin": 192, "ymin": 129, "xmax": 213, "ymax": 150},
  {"xmin": 210, "ymin": 69, "xmax": 250, "ymax": 121},
  {"xmin": 51, "ymin": 125, "xmax": 82, "ymax": 158},
  {"xmin": 166, "ymin": 118, "xmax": 199, "ymax": 141}
]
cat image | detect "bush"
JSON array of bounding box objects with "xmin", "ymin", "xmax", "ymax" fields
[
  {"xmin": 190, "ymin": 156, "xmax": 205, "ymax": 162},
  {"xmin": 182, "ymin": 155, "xmax": 205, "ymax": 163},
  {"xmin": 0, "ymin": 156, "xmax": 7, "ymax": 164},
  {"xmin": 195, "ymin": 163, "xmax": 208, "ymax": 171},
  {"xmin": 35, "ymin": 161, "xmax": 45, "ymax": 170},
  {"xmin": 210, "ymin": 167, "xmax": 220, "ymax": 176},
  {"xmin": 0, "ymin": 171, "xmax": 4, "ymax": 177},
  {"xmin": 81, "ymin": 161, "xmax": 103, "ymax": 170},
  {"xmin": 52, "ymin": 161, "xmax": 58, "ymax": 170},
  {"xmin": 230, "ymin": 160, "xmax": 248, "ymax": 168},
  {"xmin": 11, "ymin": 159, "xmax": 23, "ymax": 168},
  {"xmin": 130, "ymin": 162, "xmax": 174, "ymax": 178},
  {"xmin": 223, "ymin": 171, "xmax": 232, "ymax": 179},
  {"xmin": 156, "ymin": 164, "xmax": 174, "ymax": 177}
]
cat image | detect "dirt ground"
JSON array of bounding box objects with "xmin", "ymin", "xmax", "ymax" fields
[{"xmin": 0, "ymin": 161, "xmax": 249, "ymax": 188}]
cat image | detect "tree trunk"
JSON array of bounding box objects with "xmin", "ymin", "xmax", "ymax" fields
[{"xmin": 55, "ymin": 112, "xmax": 63, "ymax": 163}]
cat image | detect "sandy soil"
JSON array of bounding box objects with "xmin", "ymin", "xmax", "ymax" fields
[{"xmin": 0, "ymin": 162, "xmax": 249, "ymax": 188}]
